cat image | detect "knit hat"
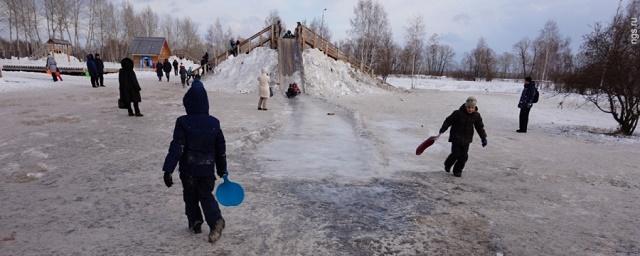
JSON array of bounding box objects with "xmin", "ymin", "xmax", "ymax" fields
[{"xmin": 465, "ymin": 96, "xmax": 477, "ymax": 108}]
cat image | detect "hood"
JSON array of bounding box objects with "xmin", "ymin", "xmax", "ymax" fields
[
  {"xmin": 459, "ymin": 104, "xmax": 478, "ymax": 114},
  {"xmin": 120, "ymin": 57, "xmax": 134, "ymax": 71},
  {"xmin": 86, "ymin": 54, "xmax": 94, "ymax": 61},
  {"xmin": 183, "ymin": 80, "xmax": 209, "ymax": 115}
]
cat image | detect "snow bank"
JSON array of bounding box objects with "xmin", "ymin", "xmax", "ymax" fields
[
  {"xmin": 0, "ymin": 53, "xmax": 120, "ymax": 69},
  {"xmin": 302, "ymin": 48, "xmax": 383, "ymax": 97},
  {"xmin": 0, "ymin": 71, "xmax": 158, "ymax": 93},
  {"xmin": 166, "ymin": 56, "xmax": 200, "ymax": 70},
  {"xmin": 205, "ymin": 47, "xmax": 277, "ymax": 93},
  {"xmin": 387, "ymin": 75, "xmax": 526, "ymax": 94}
]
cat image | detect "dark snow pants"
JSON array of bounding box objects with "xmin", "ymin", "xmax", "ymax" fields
[
  {"xmin": 444, "ymin": 142, "xmax": 470, "ymax": 175},
  {"xmin": 127, "ymin": 102, "xmax": 141, "ymax": 115},
  {"xmin": 97, "ymin": 73, "xmax": 104, "ymax": 86},
  {"xmin": 519, "ymin": 106, "xmax": 531, "ymax": 132},
  {"xmin": 179, "ymin": 173, "xmax": 222, "ymax": 229},
  {"xmin": 165, "ymin": 72, "xmax": 170, "ymax": 82},
  {"xmin": 51, "ymin": 73, "xmax": 58, "ymax": 82},
  {"xmin": 90, "ymin": 75, "xmax": 98, "ymax": 87}
]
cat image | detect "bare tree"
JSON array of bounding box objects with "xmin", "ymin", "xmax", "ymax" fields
[
  {"xmin": 563, "ymin": 0, "xmax": 640, "ymax": 135},
  {"xmin": 404, "ymin": 15, "xmax": 426, "ymax": 87},
  {"xmin": 513, "ymin": 38, "xmax": 532, "ymax": 77},
  {"xmin": 348, "ymin": 0, "xmax": 390, "ymax": 72},
  {"xmin": 140, "ymin": 6, "xmax": 158, "ymax": 37},
  {"xmin": 309, "ymin": 17, "xmax": 331, "ymax": 41}
]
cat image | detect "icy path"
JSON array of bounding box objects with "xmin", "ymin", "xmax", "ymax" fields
[{"xmin": 254, "ymin": 96, "xmax": 378, "ymax": 180}]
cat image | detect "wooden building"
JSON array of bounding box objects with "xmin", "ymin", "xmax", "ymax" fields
[{"xmin": 128, "ymin": 37, "xmax": 171, "ymax": 70}]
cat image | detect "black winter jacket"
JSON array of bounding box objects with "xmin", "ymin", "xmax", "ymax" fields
[
  {"xmin": 118, "ymin": 58, "xmax": 141, "ymax": 103},
  {"xmin": 439, "ymin": 104, "xmax": 487, "ymax": 144},
  {"xmin": 518, "ymin": 82, "xmax": 536, "ymax": 109},
  {"xmin": 162, "ymin": 80, "xmax": 227, "ymax": 177}
]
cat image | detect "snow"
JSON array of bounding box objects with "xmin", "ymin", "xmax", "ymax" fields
[
  {"xmin": 302, "ymin": 48, "xmax": 385, "ymax": 97},
  {"xmin": 1, "ymin": 44, "xmax": 639, "ymax": 255},
  {"xmin": 206, "ymin": 47, "xmax": 278, "ymax": 93},
  {"xmin": 0, "ymin": 71, "xmax": 160, "ymax": 93},
  {"xmin": 0, "ymin": 53, "xmax": 120, "ymax": 69},
  {"xmin": 387, "ymin": 75, "xmax": 527, "ymax": 94}
]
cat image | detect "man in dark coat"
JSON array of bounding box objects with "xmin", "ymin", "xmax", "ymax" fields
[
  {"xmin": 163, "ymin": 59, "xmax": 172, "ymax": 82},
  {"xmin": 118, "ymin": 58, "xmax": 142, "ymax": 117},
  {"xmin": 179, "ymin": 64, "xmax": 187, "ymax": 88},
  {"xmin": 86, "ymin": 54, "xmax": 98, "ymax": 88},
  {"xmin": 95, "ymin": 53, "xmax": 105, "ymax": 87},
  {"xmin": 156, "ymin": 61, "xmax": 164, "ymax": 81},
  {"xmin": 162, "ymin": 79, "xmax": 227, "ymax": 243},
  {"xmin": 173, "ymin": 59, "xmax": 179, "ymax": 76},
  {"xmin": 517, "ymin": 76, "xmax": 536, "ymax": 133},
  {"xmin": 439, "ymin": 96, "xmax": 488, "ymax": 177}
]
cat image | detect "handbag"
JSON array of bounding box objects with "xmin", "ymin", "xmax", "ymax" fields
[{"xmin": 118, "ymin": 98, "xmax": 127, "ymax": 109}]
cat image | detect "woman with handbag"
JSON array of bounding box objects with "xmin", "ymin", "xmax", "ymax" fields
[{"xmin": 118, "ymin": 58, "xmax": 143, "ymax": 117}]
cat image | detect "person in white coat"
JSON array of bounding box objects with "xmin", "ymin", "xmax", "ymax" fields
[
  {"xmin": 45, "ymin": 53, "xmax": 58, "ymax": 82},
  {"xmin": 257, "ymin": 69, "xmax": 270, "ymax": 110}
]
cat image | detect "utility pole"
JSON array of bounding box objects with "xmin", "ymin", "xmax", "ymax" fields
[{"xmin": 320, "ymin": 8, "xmax": 327, "ymax": 38}]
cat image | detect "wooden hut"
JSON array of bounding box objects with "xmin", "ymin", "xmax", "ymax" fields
[{"xmin": 128, "ymin": 37, "xmax": 171, "ymax": 70}]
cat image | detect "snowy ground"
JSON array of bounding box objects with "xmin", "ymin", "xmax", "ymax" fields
[{"xmin": 1, "ymin": 49, "xmax": 639, "ymax": 255}]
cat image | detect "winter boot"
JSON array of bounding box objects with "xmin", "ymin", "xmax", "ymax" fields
[
  {"xmin": 190, "ymin": 220, "xmax": 203, "ymax": 234},
  {"xmin": 208, "ymin": 218, "xmax": 225, "ymax": 243}
]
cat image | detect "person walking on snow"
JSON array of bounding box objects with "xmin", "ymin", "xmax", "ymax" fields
[
  {"xmin": 156, "ymin": 61, "xmax": 164, "ymax": 81},
  {"xmin": 186, "ymin": 66, "xmax": 193, "ymax": 86},
  {"xmin": 517, "ymin": 76, "xmax": 537, "ymax": 133},
  {"xmin": 163, "ymin": 59, "xmax": 172, "ymax": 82},
  {"xmin": 86, "ymin": 54, "xmax": 99, "ymax": 88},
  {"xmin": 257, "ymin": 69, "xmax": 270, "ymax": 110},
  {"xmin": 45, "ymin": 53, "xmax": 58, "ymax": 82},
  {"xmin": 179, "ymin": 64, "xmax": 187, "ymax": 88},
  {"xmin": 118, "ymin": 58, "xmax": 143, "ymax": 117},
  {"xmin": 173, "ymin": 59, "xmax": 179, "ymax": 76},
  {"xmin": 438, "ymin": 96, "xmax": 488, "ymax": 177},
  {"xmin": 162, "ymin": 79, "xmax": 227, "ymax": 243},
  {"xmin": 95, "ymin": 53, "xmax": 105, "ymax": 87}
]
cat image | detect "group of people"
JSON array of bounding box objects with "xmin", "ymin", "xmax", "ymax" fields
[
  {"xmin": 155, "ymin": 58, "xmax": 196, "ymax": 87},
  {"xmin": 436, "ymin": 76, "xmax": 538, "ymax": 177},
  {"xmin": 86, "ymin": 54, "xmax": 105, "ymax": 87},
  {"xmin": 115, "ymin": 55, "xmax": 539, "ymax": 244}
]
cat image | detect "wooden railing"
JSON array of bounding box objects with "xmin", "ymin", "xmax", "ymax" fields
[
  {"xmin": 213, "ymin": 25, "xmax": 278, "ymax": 66},
  {"xmin": 295, "ymin": 23, "xmax": 372, "ymax": 74}
]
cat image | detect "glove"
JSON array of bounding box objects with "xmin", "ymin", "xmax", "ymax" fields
[
  {"xmin": 481, "ymin": 138, "xmax": 487, "ymax": 147},
  {"xmin": 217, "ymin": 169, "xmax": 227, "ymax": 179},
  {"xmin": 163, "ymin": 172, "xmax": 173, "ymax": 188}
]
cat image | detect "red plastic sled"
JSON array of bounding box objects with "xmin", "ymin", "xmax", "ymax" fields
[{"xmin": 416, "ymin": 135, "xmax": 439, "ymax": 155}]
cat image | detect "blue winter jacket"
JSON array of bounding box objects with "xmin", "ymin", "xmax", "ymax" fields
[
  {"xmin": 86, "ymin": 55, "xmax": 98, "ymax": 76},
  {"xmin": 518, "ymin": 82, "xmax": 536, "ymax": 109},
  {"xmin": 162, "ymin": 80, "xmax": 227, "ymax": 177}
]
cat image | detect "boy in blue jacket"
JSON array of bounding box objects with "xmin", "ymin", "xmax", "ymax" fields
[{"xmin": 162, "ymin": 79, "xmax": 227, "ymax": 243}]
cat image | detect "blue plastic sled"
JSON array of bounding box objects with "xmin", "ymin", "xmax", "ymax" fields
[{"xmin": 215, "ymin": 174, "xmax": 244, "ymax": 207}]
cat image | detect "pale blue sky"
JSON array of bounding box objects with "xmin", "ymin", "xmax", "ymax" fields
[{"xmin": 128, "ymin": 0, "xmax": 621, "ymax": 58}]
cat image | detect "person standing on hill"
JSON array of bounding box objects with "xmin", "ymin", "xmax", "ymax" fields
[
  {"xmin": 162, "ymin": 79, "xmax": 227, "ymax": 243},
  {"xmin": 86, "ymin": 54, "xmax": 98, "ymax": 88},
  {"xmin": 45, "ymin": 53, "xmax": 58, "ymax": 82},
  {"xmin": 95, "ymin": 54, "xmax": 105, "ymax": 87},
  {"xmin": 163, "ymin": 59, "xmax": 172, "ymax": 82},
  {"xmin": 118, "ymin": 58, "xmax": 143, "ymax": 117},
  {"xmin": 156, "ymin": 61, "xmax": 164, "ymax": 82},
  {"xmin": 173, "ymin": 59, "xmax": 179, "ymax": 76},
  {"xmin": 257, "ymin": 69, "xmax": 270, "ymax": 110},
  {"xmin": 438, "ymin": 96, "xmax": 488, "ymax": 177},
  {"xmin": 517, "ymin": 76, "xmax": 537, "ymax": 133}
]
